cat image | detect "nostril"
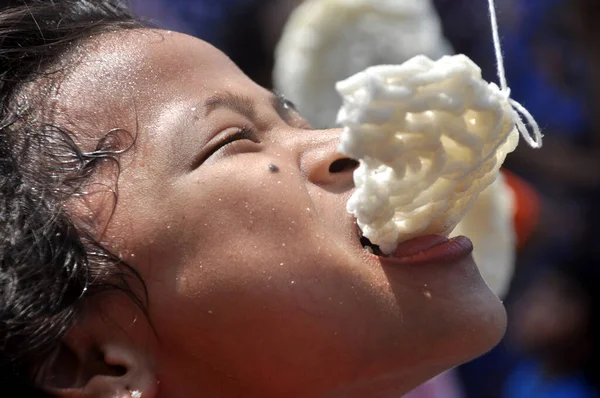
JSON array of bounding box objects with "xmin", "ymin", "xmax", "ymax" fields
[{"xmin": 329, "ymin": 158, "xmax": 359, "ymax": 173}]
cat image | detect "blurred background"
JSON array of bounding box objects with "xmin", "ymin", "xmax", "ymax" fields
[{"xmin": 130, "ymin": 0, "xmax": 600, "ymax": 397}]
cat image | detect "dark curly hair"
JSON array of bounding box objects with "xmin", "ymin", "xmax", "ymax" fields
[{"xmin": 0, "ymin": 1, "xmax": 147, "ymax": 395}]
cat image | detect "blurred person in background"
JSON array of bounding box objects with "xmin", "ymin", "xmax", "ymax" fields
[{"xmin": 502, "ymin": 260, "xmax": 600, "ymax": 398}]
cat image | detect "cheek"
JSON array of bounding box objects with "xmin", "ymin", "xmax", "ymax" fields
[
  {"xmin": 168, "ymin": 161, "xmax": 338, "ymax": 284},
  {"xmin": 146, "ymin": 237, "xmax": 403, "ymax": 390},
  {"xmin": 165, "ymin": 233, "xmax": 373, "ymax": 328},
  {"xmin": 141, "ymin": 160, "xmax": 362, "ymax": 328}
]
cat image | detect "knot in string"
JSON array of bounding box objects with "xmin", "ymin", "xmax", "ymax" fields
[{"xmin": 488, "ymin": 0, "xmax": 543, "ymax": 148}]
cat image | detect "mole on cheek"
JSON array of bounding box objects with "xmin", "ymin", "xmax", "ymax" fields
[{"xmin": 268, "ymin": 163, "xmax": 280, "ymax": 173}]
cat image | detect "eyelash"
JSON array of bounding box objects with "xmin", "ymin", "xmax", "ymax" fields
[
  {"xmin": 211, "ymin": 126, "xmax": 260, "ymax": 157},
  {"xmin": 193, "ymin": 100, "xmax": 309, "ymax": 169}
]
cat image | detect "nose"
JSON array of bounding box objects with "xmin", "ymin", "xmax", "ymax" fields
[{"xmin": 299, "ymin": 129, "xmax": 359, "ymax": 188}]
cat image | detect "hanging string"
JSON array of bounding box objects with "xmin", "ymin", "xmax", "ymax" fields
[{"xmin": 488, "ymin": 0, "xmax": 543, "ymax": 148}]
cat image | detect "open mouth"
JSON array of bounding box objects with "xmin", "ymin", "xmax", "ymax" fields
[
  {"xmin": 356, "ymin": 223, "xmax": 474, "ymax": 265},
  {"xmin": 358, "ymin": 227, "xmax": 385, "ymax": 256}
]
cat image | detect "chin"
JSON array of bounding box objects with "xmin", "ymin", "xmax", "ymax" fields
[
  {"xmin": 331, "ymin": 286, "xmax": 506, "ymax": 398},
  {"xmin": 374, "ymin": 256, "xmax": 508, "ymax": 389},
  {"xmin": 441, "ymin": 288, "xmax": 507, "ymax": 363},
  {"xmin": 425, "ymin": 268, "xmax": 508, "ymax": 369}
]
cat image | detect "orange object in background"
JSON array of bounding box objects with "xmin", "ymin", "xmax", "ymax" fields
[{"xmin": 501, "ymin": 169, "xmax": 541, "ymax": 251}]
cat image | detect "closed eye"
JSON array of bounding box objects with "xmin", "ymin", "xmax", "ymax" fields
[
  {"xmin": 192, "ymin": 126, "xmax": 260, "ymax": 169},
  {"xmin": 213, "ymin": 126, "xmax": 258, "ymax": 151}
]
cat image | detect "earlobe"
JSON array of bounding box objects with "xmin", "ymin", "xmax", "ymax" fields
[{"xmin": 38, "ymin": 323, "xmax": 157, "ymax": 398}]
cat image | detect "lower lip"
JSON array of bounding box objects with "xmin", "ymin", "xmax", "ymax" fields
[{"xmin": 382, "ymin": 235, "xmax": 473, "ymax": 266}]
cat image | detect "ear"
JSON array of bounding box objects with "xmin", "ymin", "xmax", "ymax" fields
[{"xmin": 37, "ymin": 303, "xmax": 158, "ymax": 398}]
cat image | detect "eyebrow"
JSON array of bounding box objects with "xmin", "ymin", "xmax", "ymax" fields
[
  {"xmin": 204, "ymin": 92, "xmax": 257, "ymax": 120},
  {"xmin": 203, "ymin": 91, "xmax": 298, "ymax": 121}
]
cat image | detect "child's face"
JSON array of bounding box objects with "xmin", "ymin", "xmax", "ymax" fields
[{"xmin": 56, "ymin": 30, "xmax": 506, "ymax": 396}]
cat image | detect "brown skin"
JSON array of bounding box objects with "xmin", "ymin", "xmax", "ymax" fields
[{"xmin": 42, "ymin": 30, "xmax": 506, "ymax": 398}]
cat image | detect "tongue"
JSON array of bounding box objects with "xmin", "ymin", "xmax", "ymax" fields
[{"xmin": 390, "ymin": 235, "xmax": 449, "ymax": 258}]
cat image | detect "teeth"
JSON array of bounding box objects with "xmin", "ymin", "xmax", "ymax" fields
[{"xmin": 363, "ymin": 245, "xmax": 374, "ymax": 254}]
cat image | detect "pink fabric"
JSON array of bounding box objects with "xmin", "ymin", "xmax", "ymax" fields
[{"xmin": 402, "ymin": 370, "xmax": 465, "ymax": 398}]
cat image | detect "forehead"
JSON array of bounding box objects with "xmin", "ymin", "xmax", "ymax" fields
[
  {"xmin": 50, "ymin": 29, "xmax": 266, "ymax": 231},
  {"xmin": 54, "ymin": 29, "xmax": 253, "ymax": 143}
]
